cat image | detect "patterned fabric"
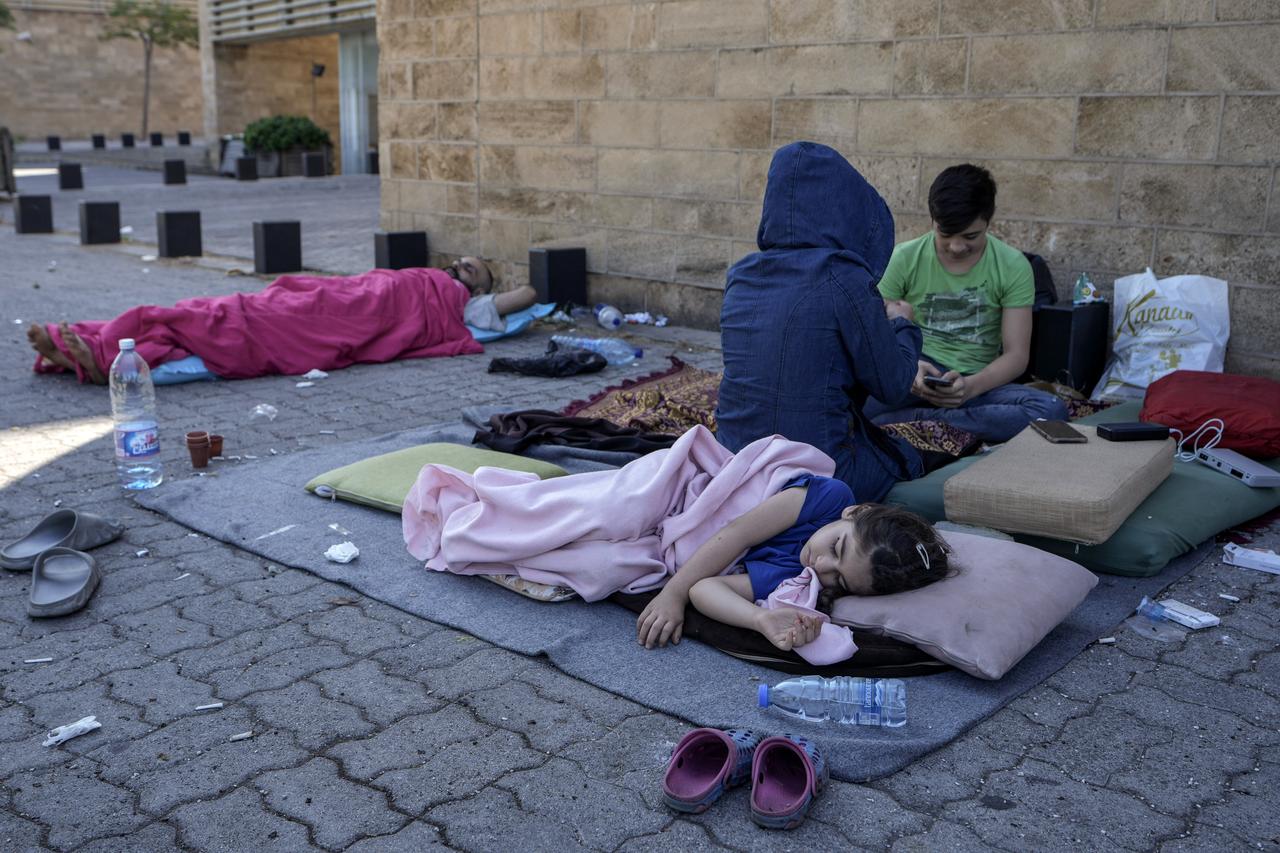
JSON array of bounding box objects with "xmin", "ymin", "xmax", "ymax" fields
[
  {"xmin": 560, "ymin": 361, "xmax": 1113, "ymax": 463},
  {"xmin": 561, "ymin": 357, "xmax": 721, "ymax": 434},
  {"xmin": 480, "ymin": 573, "xmax": 576, "ymax": 603},
  {"xmin": 881, "ymin": 419, "xmax": 981, "ymax": 459}
]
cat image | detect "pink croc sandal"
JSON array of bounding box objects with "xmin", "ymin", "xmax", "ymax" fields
[
  {"xmin": 661, "ymin": 728, "xmax": 762, "ymax": 814},
  {"xmin": 749, "ymin": 733, "xmax": 828, "ymax": 830}
]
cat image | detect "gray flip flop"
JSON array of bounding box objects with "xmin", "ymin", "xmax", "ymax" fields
[
  {"xmin": 28, "ymin": 548, "xmax": 101, "ymax": 618},
  {"xmin": 0, "ymin": 509, "xmax": 124, "ymax": 571}
]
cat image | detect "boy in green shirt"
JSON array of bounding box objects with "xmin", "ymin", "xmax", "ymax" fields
[{"xmin": 868, "ymin": 164, "xmax": 1067, "ymax": 442}]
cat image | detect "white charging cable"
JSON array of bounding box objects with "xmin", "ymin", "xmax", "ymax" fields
[{"xmin": 1168, "ymin": 418, "xmax": 1224, "ymax": 462}]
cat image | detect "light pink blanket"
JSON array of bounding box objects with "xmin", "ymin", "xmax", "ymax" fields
[{"xmin": 402, "ymin": 426, "xmax": 836, "ymax": 602}]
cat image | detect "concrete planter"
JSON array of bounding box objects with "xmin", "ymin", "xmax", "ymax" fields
[
  {"xmin": 281, "ymin": 146, "xmax": 331, "ymax": 177},
  {"xmin": 254, "ymin": 151, "xmax": 281, "ymax": 178},
  {"xmin": 252, "ymin": 146, "xmax": 332, "ymax": 178}
]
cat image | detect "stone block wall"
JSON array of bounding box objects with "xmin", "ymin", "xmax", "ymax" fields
[
  {"xmin": 377, "ymin": 0, "xmax": 1280, "ymax": 376},
  {"xmin": 0, "ymin": 9, "xmax": 203, "ymax": 139},
  {"xmin": 214, "ymin": 34, "xmax": 342, "ymax": 170}
]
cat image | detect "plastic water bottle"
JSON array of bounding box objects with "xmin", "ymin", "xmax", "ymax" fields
[
  {"xmin": 758, "ymin": 676, "xmax": 907, "ymax": 727},
  {"xmin": 594, "ymin": 303, "xmax": 623, "ymax": 329},
  {"xmin": 109, "ymin": 338, "xmax": 163, "ymax": 489},
  {"xmin": 550, "ymin": 334, "xmax": 642, "ymax": 366}
]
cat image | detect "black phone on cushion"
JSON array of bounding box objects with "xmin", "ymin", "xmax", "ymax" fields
[
  {"xmin": 1029, "ymin": 419, "xmax": 1087, "ymax": 443},
  {"xmin": 1096, "ymin": 422, "xmax": 1170, "ymax": 442}
]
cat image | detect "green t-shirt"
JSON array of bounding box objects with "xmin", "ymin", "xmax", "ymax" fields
[{"xmin": 877, "ymin": 232, "xmax": 1033, "ymax": 375}]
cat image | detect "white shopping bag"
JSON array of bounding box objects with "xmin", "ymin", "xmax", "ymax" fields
[{"xmin": 1092, "ymin": 268, "xmax": 1229, "ymax": 401}]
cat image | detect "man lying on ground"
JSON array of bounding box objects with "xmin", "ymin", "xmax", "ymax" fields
[{"xmin": 26, "ymin": 258, "xmax": 537, "ymax": 384}]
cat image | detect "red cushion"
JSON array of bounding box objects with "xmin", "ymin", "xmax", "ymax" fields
[{"xmin": 1140, "ymin": 371, "xmax": 1280, "ymax": 458}]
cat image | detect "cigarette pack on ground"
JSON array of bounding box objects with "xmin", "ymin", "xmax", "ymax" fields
[
  {"xmin": 1223, "ymin": 544, "xmax": 1280, "ymax": 575},
  {"xmin": 1155, "ymin": 599, "xmax": 1220, "ymax": 629}
]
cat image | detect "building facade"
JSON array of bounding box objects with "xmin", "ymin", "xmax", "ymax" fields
[
  {"xmin": 0, "ymin": 0, "xmax": 203, "ymax": 139},
  {"xmin": 379, "ymin": 0, "xmax": 1280, "ymax": 377},
  {"xmin": 201, "ymin": 0, "xmax": 379, "ymax": 173}
]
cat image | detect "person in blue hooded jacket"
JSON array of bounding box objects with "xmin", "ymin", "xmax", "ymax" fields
[{"xmin": 715, "ymin": 142, "xmax": 925, "ymax": 503}]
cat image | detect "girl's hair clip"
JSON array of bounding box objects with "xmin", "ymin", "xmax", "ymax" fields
[{"xmin": 916, "ymin": 542, "xmax": 931, "ymax": 570}]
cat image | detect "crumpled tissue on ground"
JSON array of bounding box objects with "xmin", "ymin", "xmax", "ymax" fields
[
  {"xmin": 324, "ymin": 541, "xmax": 360, "ymax": 563},
  {"xmin": 44, "ymin": 715, "xmax": 100, "ymax": 746}
]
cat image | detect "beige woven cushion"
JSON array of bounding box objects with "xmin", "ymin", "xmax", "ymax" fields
[
  {"xmin": 831, "ymin": 530, "xmax": 1097, "ymax": 680},
  {"xmin": 943, "ymin": 425, "xmax": 1173, "ymax": 545}
]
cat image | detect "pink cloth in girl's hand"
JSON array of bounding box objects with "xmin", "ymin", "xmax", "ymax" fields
[
  {"xmin": 402, "ymin": 426, "xmax": 836, "ymax": 602},
  {"xmin": 759, "ymin": 567, "xmax": 858, "ymax": 665},
  {"xmin": 34, "ymin": 267, "xmax": 481, "ymax": 382}
]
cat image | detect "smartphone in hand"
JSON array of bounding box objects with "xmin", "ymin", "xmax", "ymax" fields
[
  {"xmin": 1029, "ymin": 419, "xmax": 1087, "ymax": 444},
  {"xmin": 922, "ymin": 375, "xmax": 955, "ymax": 389}
]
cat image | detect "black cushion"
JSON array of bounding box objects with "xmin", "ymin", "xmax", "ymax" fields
[{"xmin": 610, "ymin": 591, "xmax": 950, "ymax": 678}]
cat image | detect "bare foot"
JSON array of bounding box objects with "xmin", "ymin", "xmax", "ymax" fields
[
  {"xmin": 26, "ymin": 323, "xmax": 76, "ymax": 371},
  {"xmin": 58, "ymin": 322, "xmax": 106, "ymax": 385}
]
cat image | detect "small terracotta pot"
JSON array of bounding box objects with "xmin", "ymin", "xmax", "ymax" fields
[
  {"xmin": 187, "ymin": 441, "xmax": 210, "ymax": 469},
  {"xmin": 208, "ymin": 434, "xmax": 224, "ymax": 457}
]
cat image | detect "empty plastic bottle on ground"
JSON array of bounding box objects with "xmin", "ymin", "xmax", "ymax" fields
[
  {"xmin": 550, "ymin": 334, "xmax": 641, "ymax": 366},
  {"xmin": 758, "ymin": 675, "xmax": 906, "ymax": 727},
  {"xmin": 109, "ymin": 338, "xmax": 163, "ymax": 489},
  {"xmin": 594, "ymin": 303, "xmax": 623, "ymax": 329}
]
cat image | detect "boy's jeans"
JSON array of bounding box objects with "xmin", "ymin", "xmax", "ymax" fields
[{"xmin": 864, "ymin": 360, "xmax": 1069, "ymax": 444}]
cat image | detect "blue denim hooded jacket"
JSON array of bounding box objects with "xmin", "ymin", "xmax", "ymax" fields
[{"xmin": 715, "ymin": 142, "xmax": 923, "ymax": 501}]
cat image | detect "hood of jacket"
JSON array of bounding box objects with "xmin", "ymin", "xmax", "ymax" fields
[{"xmin": 754, "ymin": 141, "xmax": 894, "ymax": 279}]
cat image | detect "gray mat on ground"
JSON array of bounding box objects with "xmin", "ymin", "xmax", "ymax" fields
[{"xmin": 134, "ymin": 424, "xmax": 1209, "ymax": 782}]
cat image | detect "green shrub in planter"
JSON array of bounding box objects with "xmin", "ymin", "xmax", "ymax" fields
[{"xmin": 243, "ymin": 115, "xmax": 331, "ymax": 153}]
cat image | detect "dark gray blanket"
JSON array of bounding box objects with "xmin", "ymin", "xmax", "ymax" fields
[{"xmin": 135, "ymin": 424, "xmax": 1208, "ymax": 782}]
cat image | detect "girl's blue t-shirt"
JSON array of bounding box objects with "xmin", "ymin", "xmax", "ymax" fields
[{"xmin": 742, "ymin": 474, "xmax": 854, "ymax": 601}]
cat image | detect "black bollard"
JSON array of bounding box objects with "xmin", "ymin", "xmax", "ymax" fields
[
  {"xmin": 14, "ymin": 195, "xmax": 54, "ymax": 234},
  {"xmin": 92, "ymin": 134, "xmax": 106, "ymax": 149},
  {"xmin": 163, "ymin": 159, "xmax": 187, "ymax": 185},
  {"xmin": 150, "ymin": 132, "xmax": 163, "ymax": 147},
  {"xmin": 122, "ymin": 133, "xmax": 136, "ymax": 148},
  {"xmin": 367, "ymin": 151, "xmax": 379, "ymax": 175},
  {"xmin": 374, "ymin": 231, "xmax": 429, "ymax": 270},
  {"xmin": 177, "ymin": 131, "xmax": 191, "ymax": 146},
  {"xmin": 529, "ymin": 247, "xmax": 587, "ymax": 305},
  {"xmin": 235, "ymin": 157, "xmax": 258, "ymax": 181},
  {"xmin": 57, "ymin": 163, "xmax": 84, "ymax": 191},
  {"xmin": 79, "ymin": 201, "xmax": 121, "ymax": 245},
  {"xmin": 302, "ymin": 152, "xmax": 326, "ymax": 177},
  {"xmin": 47, "ymin": 136, "xmax": 61, "ymax": 152},
  {"xmin": 253, "ymin": 220, "xmax": 302, "ymax": 274},
  {"xmin": 156, "ymin": 210, "xmax": 202, "ymax": 258}
]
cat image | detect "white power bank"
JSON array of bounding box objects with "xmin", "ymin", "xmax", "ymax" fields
[{"xmin": 1195, "ymin": 447, "xmax": 1280, "ymax": 488}]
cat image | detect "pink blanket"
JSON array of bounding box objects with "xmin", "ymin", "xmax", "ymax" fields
[
  {"xmin": 761, "ymin": 568, "xmax": 858, "ymax": 665},
  {"xmin": 402, "ymin": 426, "xmax": 836, "ymax": 602},
  {"xmin": 36, "ymin": 267, "xmax": 482, "ymax": 381}
]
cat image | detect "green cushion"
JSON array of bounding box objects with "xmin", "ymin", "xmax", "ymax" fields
[
  {"xmin": 305, "ymin": 443, "xmax": 568, "ymax": 513},
  {"xmin": 885, "ymin": 401, "xmax": 1280, "ymax": 577}
]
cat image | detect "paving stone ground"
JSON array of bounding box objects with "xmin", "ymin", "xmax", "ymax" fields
[{"xmin": 0, "ymin": 172, "xmax": 1276, "ymax": 852}]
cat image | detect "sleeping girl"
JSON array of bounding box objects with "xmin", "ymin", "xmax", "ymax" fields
[
  {"xmin": 402, "ymin": 426, "xmax": 949, "ymax": 661},
  {"xmin": 638, "ymin": 474, "xmax": 949, "ymax": 654}
]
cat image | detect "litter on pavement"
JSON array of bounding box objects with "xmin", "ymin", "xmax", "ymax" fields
[
  {"xmin": 1223, "ymin": 543, "xmax": 1280, "ymax": 574},
  {"xmin": 324, "ymin": 541, "xmax": 359, "ymax": 563},
  {"xmin": 43, "ymin": 715, "xmax": 100, "ymax": 746}
]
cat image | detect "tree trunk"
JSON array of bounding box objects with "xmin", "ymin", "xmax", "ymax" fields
[{"xmin": 141, "ymin": 38, "xmax": 153, "ymax": 137}]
